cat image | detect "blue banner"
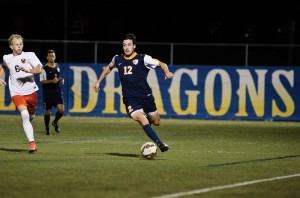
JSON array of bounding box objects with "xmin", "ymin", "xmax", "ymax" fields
[{"xmin": 1, "ymin": 64, "xmax": 299, "ymax": 121}]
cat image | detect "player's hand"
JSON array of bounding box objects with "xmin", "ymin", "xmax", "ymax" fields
[
  {"xmin": 93, "ymin": 82, "xmax": 100, "ymax": 93},
  {"xmin": 52, "ymin": 77, "xmax": 59, "ymax": 83},
  {"xmin": 165, "ymin": 71, "xmax": 173, "ymax": 79},
  {"xmin": 59, "ymin": 77, "xmax": 64, "ymax": 84},
  {"xmin": 0, "ymin": 79, "xmax": 6, "ymax": 86},
  {"xmin": 19, "ymin": 66, "xmax": 30, "ymax": 73}
]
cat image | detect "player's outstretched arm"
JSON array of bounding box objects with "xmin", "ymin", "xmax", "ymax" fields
[
  {"xmin": 158, "ymin": 61, "xmax": 173, "ymax": 79},
  {"xmin": 0, "ymin": 79, "xmax": 6, "ymax": 86},
  {"xmin": 19, "ymin": 64, "xmax": 42, "ymax": 74},
  {"xmin": 93, "ymin": 66, "xmax": 112, "ymax": 93},
  {"xmin": 0, "ymin": 66, "xmax": 7, "ymax": 86}
]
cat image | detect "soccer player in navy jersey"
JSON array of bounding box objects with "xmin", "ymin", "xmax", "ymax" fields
[
  {"xmin": 93, "ymin": 33, "xmax": 173, "ymax": 152},
  {"xmin": 40, "ymin": 50, "xmax": 64, "ymax": 135}
]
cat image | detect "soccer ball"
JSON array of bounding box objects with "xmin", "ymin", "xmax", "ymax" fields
[{"xmin": 141, "ymin": 142, "xmax": 157, "ymax": 159}]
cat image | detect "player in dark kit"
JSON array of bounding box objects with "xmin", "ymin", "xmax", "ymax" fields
[
  {"xmin": 40, "ymin": 50, "xmax": 64, "ymax": 135},
  {"xmin": 93, "ymin": 33, "xmax": 173, "ymax": 152}
]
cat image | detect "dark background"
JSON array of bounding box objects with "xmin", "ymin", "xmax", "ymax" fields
[
  {"xmin": 1, "ymin": 0, "xmax": 299, "ymax": 44},
  {"xmin": 1, "ymin": 1, "xmax": 300, "ymax": 66}
]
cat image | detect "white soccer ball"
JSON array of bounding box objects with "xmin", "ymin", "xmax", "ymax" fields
[{"xmin": 141, "ymin": 142, "xmax": 157, "ymax": 159}]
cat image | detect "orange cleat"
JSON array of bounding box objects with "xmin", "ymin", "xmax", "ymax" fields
[{"xmin": 29, "ymin": 141, "xmax": 37, "ymax": 153}]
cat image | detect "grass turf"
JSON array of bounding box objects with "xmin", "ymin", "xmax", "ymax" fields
[{"xmin": 0, "ymin": 115, "xmax": 299, "ymax": 198}]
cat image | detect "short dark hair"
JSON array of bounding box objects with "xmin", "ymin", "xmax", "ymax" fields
[
  {"xmin": 47, "ymin": 49, "xmax": 55, "ymax": 54},
  {"xmin": 122, "ymin": 33, "xmax": 136, "ymax": 45}
]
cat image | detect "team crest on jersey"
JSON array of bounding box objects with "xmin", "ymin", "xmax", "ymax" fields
[
  {"xmin": 21, "ymin": 59, "xmax": 26, "ymax": 64},
  {"xmin": 133, "ymin": 59, "xmax": 139, "ymax": 65}
]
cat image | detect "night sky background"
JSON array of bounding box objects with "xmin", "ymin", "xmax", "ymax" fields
[{"xmin": 1, "ymin": 0, "xmax": 299, "ymax": 44}]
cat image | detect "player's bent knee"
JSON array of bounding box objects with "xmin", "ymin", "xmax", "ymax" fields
[
  {"xmin": 152, "ymin": 118, "xmax": 160, "ymax": 126},
  {"xmin": 153, "ymin": 122, "xmax": 160, "ymax": 126}
]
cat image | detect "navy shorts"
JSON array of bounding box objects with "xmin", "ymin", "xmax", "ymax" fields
[
  {"xmin": 123, "ymin": 97, "xmax": 157, "ymax": 117},
  {"xmin": 43, "ymin": 91, "xmax": 64, "ymax": 110}
]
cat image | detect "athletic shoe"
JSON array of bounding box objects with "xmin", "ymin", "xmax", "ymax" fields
[
  {"xmin": 29, "ymin": 141, "xmax": 37, "ymax": 153},
  {"xmin": 52, "ymin": 121, "xmax": 60, "ymax": 133},
  {"xmin": 158, "ymin": 143, "xmax": 169, "ymax": 152},
  {"xmin": 45, "ymin": 129, "xmax": 51, "ymax": 135},
  {"xmin": 29, "ymin": 114, "xmax": 35, "ymax": 122}
]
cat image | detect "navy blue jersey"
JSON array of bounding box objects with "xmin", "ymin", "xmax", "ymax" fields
[
  {"xmin": 40, "ymin": 64, "xmax": 64, "ymax": 109},
  {"xmin": 112, "ymin": 53, "xmax": 156, "ymax": 101},
  {"xmin": 41, "ymin": 64, "xmax": 62, "ymax": 93}
]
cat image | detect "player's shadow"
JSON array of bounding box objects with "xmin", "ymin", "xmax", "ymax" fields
[
  {"xmin": 206, "ymin": 154, "xmax": 300, "ymax": 167},
  {"xmin": 0, "ymin": 147, "xmax": 27, "ymax": 153},
  {"xmin": 104, "ymin": 153, "xmax": 140, "ymax": 158}
]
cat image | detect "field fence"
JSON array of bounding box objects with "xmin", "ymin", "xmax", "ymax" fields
[{"xmin": 1, "ymin": 39, "xmax": 300, "ymax": 66}]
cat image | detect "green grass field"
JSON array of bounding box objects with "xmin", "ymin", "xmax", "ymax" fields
[{"xmin": 0, "ymin": 114, "xmax": 299, "ymax": 198}]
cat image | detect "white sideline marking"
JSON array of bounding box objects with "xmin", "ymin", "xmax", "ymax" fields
[{"xmin": 152, "ymin": 173, "xmax": 300, "ymax": 198}]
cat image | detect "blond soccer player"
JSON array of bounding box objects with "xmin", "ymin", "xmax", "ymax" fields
[{"xmin": 0, "ymin": 34, "xmax": 42, "ymax": 153}]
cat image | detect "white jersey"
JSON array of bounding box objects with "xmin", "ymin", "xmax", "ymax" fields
[{"xmin": 3, "ymin": 52, "xmax": 42, "ymax": 96}]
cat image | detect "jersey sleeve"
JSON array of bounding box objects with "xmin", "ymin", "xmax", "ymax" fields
[
  {"xmin": 40, "ymin": 69, "xmax": 47, "ymax": 81},
  {"xmin": 144, "ymin": 55, "xmax": 159, "ymax": 69},
  {"xmin": 27, "ymin": 52, "xmax": 43, "ymax": 68},
  {"xmin": 2, "ymin": 54, "xmax": 10, "ymax": 66},
  {"xmin": 108, "ymin": 55, "xmax": 117, "ymax": 68},
  {"xmin": 56, "ymin": 64, "xmax": 61, "ymax": 72}
]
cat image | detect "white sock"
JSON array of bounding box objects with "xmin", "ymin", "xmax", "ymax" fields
[{"xmin": 21, "ymin": 110, "xmax": 35, "ymax": 142}]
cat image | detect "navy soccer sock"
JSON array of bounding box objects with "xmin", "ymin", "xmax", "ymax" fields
[
  {"xmin": 53, "ymin": 112, "xmax": 63, "ymax": 123},
  {"xmin": 142, "ymin": 124, "xmax": 163, "ymax": 145},
  {"xmin": 44, "ymin": 114, "xmax": 50, "ymax": 130}
]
